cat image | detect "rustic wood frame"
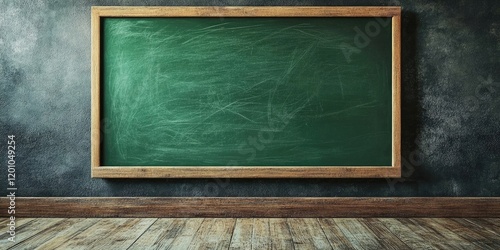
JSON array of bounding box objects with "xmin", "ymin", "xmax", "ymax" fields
[{"xmin": 91, "ymin": 6, "xmax": 401, "ymax": 178}]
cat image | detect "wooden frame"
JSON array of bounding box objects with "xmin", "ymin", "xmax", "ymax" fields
[{"xmin": 91, "ymin": 6, "xmax": 401, "ymax": 178}]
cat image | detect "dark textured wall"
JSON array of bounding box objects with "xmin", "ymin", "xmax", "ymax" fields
[{"xmin": 1, "ymin": 0, "xmax": 499, "ymax": 197}]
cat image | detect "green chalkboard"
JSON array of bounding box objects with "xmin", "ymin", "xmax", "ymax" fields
[{"xmin": 100, "ymin": 17, "xmax": 393, "ymax": 167}]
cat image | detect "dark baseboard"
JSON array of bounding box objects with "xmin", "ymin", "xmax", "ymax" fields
[{"xmin": 1, "ymin": 197, "xmax": 499, "ymax": 218}]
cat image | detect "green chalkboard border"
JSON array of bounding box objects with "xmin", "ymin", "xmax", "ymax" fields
[{"xmin": 90, "ymin": 6, "xmax": 401, "ymax": 178}]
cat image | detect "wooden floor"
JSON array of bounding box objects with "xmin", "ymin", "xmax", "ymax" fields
[{"xmin": 1, "ymin": 218, "xmax": 499, "ymax": 249}]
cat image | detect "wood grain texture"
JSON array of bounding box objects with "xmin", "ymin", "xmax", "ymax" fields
[
  {"xmin": 287, "ymin": 218, "xmax": 332, "ymax": 249},
  {"xmin": 92, "ymin": 6, "xmax": 401, "ymax": 17},
  {"xmin": 359, "ymin": 218, "xmax": 410, "ymax": 250},
  {"xmin": 392, "ymin": 13, "xmax": 402, "ymax": 172},
  {"xmin": 167, "ymin": 218, "xmax": 204, "ymax": 249},
  {"xmin": 269, "ymin": 218, "xmax": 294, "ymax": 249},
  {"xmin": 91, "ymin": 6, "xmax": 402, "ymax": 178},
  {"xmin": 92, "ymin": 166, "xmax": 401, "ymax": 178},
  {"xmin": 431, "ymin": 218, "xmax": 499, "ymax": 249},
  {"xmin": 90, "ymin": 6, "xmax": 101, "ymax": 174},
  {"xmin": 334, "ymin": 218, "xmax": 385, "ymax": 249},
  {"xmin": 10, "ymin": 218, "xmax": 86, "ymax": 249},
  {"xmin": 54, "ymin": 218, "xmax": 155, "ymax": 249},
  {"xmin": 0, "ymin": 218, "xmax": 64, "ymax": 247},
  {"xmin": 5, "ymin": 218, "xmax": 500, "ymax": 249},
  {"xmin": 398, "ymin": 218, "xmax": 461, "ymax": 249},
  {"xmin": 228, "ymin": 218, "xmax": 253, "ymax": 250},
  {"xmin": 1, "ymin": 197, "xmax": 499, "ymax": 218},
  {"xmin": 33, "ymin": 218, "xmax": 100, "ymax": 249},
  {"xmin": 251, "ymin": 218, "xmax": 270, "ymax": 249},
  {"xmin": 0, "ymin": 218, "xmax": 36, "ymax": 247},
  {"xmin": 128, "ymin": 218, "xmax": 182, "ymax": 249},
  {"xmin": 377, "ymin": 218, "xmax": 438, "ymax": 250},
  {"xmin": 317, "ymin": 218, "xmax": 355, "ymax": 249},
  {"xmin": 415, "ymin": 218, "xmax": 475, "ymax": 249},
  {"xmin": 453, "ymin": 219, "xmax": 500, "ymax": 245}
]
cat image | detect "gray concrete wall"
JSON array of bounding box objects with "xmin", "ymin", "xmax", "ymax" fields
[{"xmin": 1, "ymin": 0, "xmax": 499, "ymax": 197}]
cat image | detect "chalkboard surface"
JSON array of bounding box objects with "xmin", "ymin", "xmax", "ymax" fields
[{"xmin": 100, "ymin": 17, "xmax": 393, "ymax": 167}]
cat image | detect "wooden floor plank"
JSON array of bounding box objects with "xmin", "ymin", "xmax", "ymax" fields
[
  {"xmin": 52, "ymin": 218, "xmax": 149, "ymax": 249},
  {"xmin": 167, "ymin": 218, "xmax": 204, "ymax": 250},
  {"xmin": 128, "ymin": 218, "xmax": 186, "ymax": 250},
  {"xmin": 334, "ymin": 218, "xmax": 384, "ymax": 250},
  {"xmin": 187, "ymin": 218, "xmax": 235, "ymax": 250},
  {"xmin": 452, "ymin": 219, "xmax": 500, "ymax": 246},
  {"xmin": 317, "ymin": 218, "xmax": 354, "ymax": 250},
  {"xmin": 269, "ymin": 218, "xmax": 294, "ymax": 250},
  {"xmin": 9, "ymin": 218, "xmax": 85, "ymax": 249},
  {"xmin": 0, "ymin": 218, "xmax": 35, "ymax": 244},
  {"xmin": 287, "ymin": 218, "xmax": 332, "ymax": 250},
  {"xmin": 0, "ymin": 218, "xmax": 63, "ymax": 248},
  {"xmin": 3, "ymin": 217, "xmax": 499, "ymax": 249},
  {"xmin": 360, "ymin": 218, "xmax": 410, "ymax": 250},
  {"xmin": 203, "ymin": 218, "xmax": 236, "ymax": 250},
  {"xmin": 473, "ymin": 218, "xmax": 500, "ymax": 232},
  {"xmin": 33, "ymin": 219, "xmax": 100, "ymax": 250},
  {"xmin": 49, "ymin": 218, "xmax": 124, "ymax": 249},
  {"xmin": 414, "ymin": 218, "xmax": 475, "ymax": 249},
  {"xmin": 433, "ymin": 218, "xmax": 499, "ymax": 250},
  {"xmin": 229, "ymin": 218, "xmax": 253, "ymax": 250},
  {"xmin": 490, "ymin": 218, "xmax": 500, "ymax": 225},
  {"xmin": 104, "ymin": 218, "xmax": 156, "ymax": 249},
  {"xmin": 377, "ymin": 218, "xmax": 437, "ymax": 250},
  {"xmin": 187, "ymin": 218, "xmax": 214, "ymax": 250},
  {"xmin": 252, "ymin": 218, "xmax": 270, "ymax": 250},
  {"xmin": 463, "ymin": 219, "xmax": 500, "ymax": 238},
  {"xmin": 397, "ymin": 218, "xmax": 461, "ymax": 249}
]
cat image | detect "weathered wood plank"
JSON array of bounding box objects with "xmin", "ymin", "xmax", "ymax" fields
[
  {"xmin": 229, "ymin": 218, "xmax": 253, "ymax": 250},
  {"xmin": 93, "ymin": 218, "xmax": 156, "ymax": 249},
  {"xmin": 3, "ymin": 197, "xmax": 499, "ymax": 218},
  {"xmin": 0, "ymin": 218, "xmax": 63, "ymax": 248},
  {"xmin": 433, "ymin": 218, "xmax": 499, "ymax": 250},
  {"xmin": 33, "ymin": 219, "xmax": 100, "ymax": 250},
  {"xmin": 252, "ymin": 218, "xmax": 270, "ymax": 250},
  {"xmin": 269, "ymin": 218, "xmax": 294, "ymax": 250},
  {"xmin": 317, "ymin": 218, "xmax": 354, "ymax": 249},
  {"xmin": 0, "ymin": 218, "xmax": 35, "ymax": 242},
  {"xmin": 10, "ymin": 218, "xmax": 85, "ymax": 249},
  {"xmin": 414, "ymin": 218, "xmax": 474, "ymax": 249},
  {"xmin": 360, "ymin": 218, "xmax": 410, "ymax": 250},
  {"xmin": 187, "ymin": 218, "xmax": 215, "ymax": 250},
  {"xmin": 474, "ymin": 218, "xmax": 500, "ymax": 232},
  {"xmin": 397, "ymin": 218, "xmax": 459, "ymax": 249},
  {"xmin": 463, "ymin": 219, "xmax": 500, "ymax": 238},
  {"xmin": 185, "ymin": 218, "xmax": 235, "ymax": 250},
  {"xmin": 377, "ymin": 218, "xmax": 437, "ymax": 250},
  {"xmin": 166, "ymin": 218, "xmax": 204, "ymax": 250},
  {"xmin": 128, "ymin": 218, "xmax": 187, "ymax": 249},
  {"xmin": 52, "ymin": 218, "xmax": 150, "ymax": 249},
  {"xmin": 203, "ymin": 218, "xmax": 236, "ymax": 250},
  {"xmin": 1, "ymin": 217, "xmax": 499, "ymax": 249},
  {"xmin": 490, "ymin": 218, "xmax": 500, "ymax": 225},
  {"xmin": 288, "ymin": 218, "xmax": 332, "ymax": 249},
  {"xmin": 334, "ymin": 218, "xmax": 384, "ymax": 250}
]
